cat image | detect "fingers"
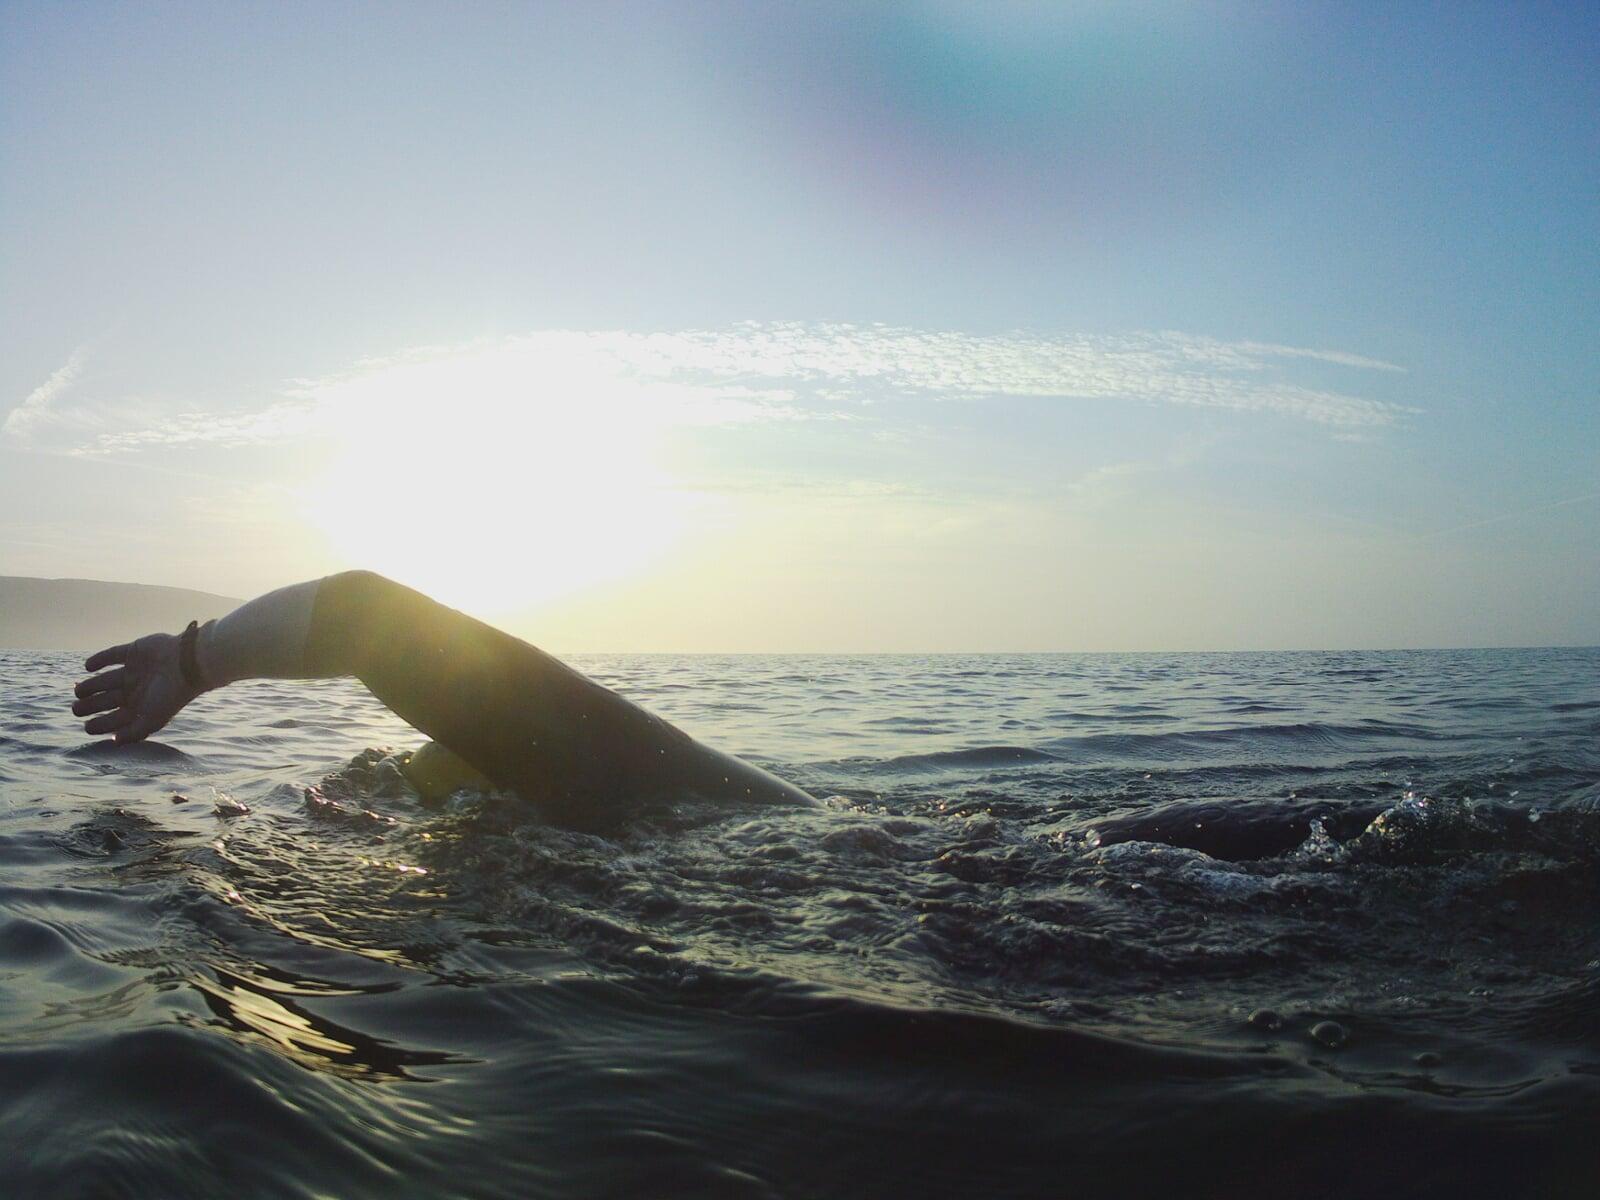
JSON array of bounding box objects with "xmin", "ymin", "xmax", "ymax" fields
[
  {"xmin": 85, "ymin": 643, "xmax": 132, "ymax": 672},
  {"xmin": 72, "ymin": 690, "xmax": 124, "ymax": 717},
  {"xmin": 75, "ymin": 666, "xmax": 128, "ymax": 698},
  {"xmin": 84, "ymin": 709, "xmax": 135, "ymax": 737}
]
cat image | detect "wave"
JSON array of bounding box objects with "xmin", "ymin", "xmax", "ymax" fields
[
  {"xmin": 1084, "ymin": 792, "xmax": 1600, "ymax": 866},
  {"xmin": 1040, "ymin": 721, "xmax": 1444, "ymax": 760},
  {"xmin": 5, "ymin": 648, "xmax": 1599, "ymax": 1199},
  {"xmin": 1082, "ymin": 796, "xmax": 1389, "ymax": 861},
  {"xmin": 62, "ymin": 740, "xmax": 193, "ymax": 764},
  {"xmin": 869, "ymin": 746, "xmax": 1064, "ymax": 772},
  {"xmin": 836, "ymin": 722, "xmax": 1455, "ymax": 777},
  {"xmin": 0, "ymin": 1027, "xmax": 411, "ymax": 1198}
]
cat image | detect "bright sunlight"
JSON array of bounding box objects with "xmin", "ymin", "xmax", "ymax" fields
[{"xmin": 298, "ymin": 337, "xmax": 702, "ymax": 618}]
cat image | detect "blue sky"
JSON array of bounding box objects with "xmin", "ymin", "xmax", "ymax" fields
[{"xmin": 2, "ymin": 2, "xmax": 1595, "ymax": 650}]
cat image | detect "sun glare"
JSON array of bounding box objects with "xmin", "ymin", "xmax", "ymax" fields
[{"xmin": 298, "ymin": 340, "xmax": 696, "ymax": 618}]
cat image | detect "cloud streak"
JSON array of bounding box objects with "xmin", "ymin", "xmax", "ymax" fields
[
  {"xmin": 10, "ymin": 324, "xmax": 1412, "ymax": 456},
  {"xmin": 1417, "ymin": 489, "xmax": 1600, "ymax": 540},
  {"xmin": 604, "ymin": 324, "xmax": 1412, "ymax": 426},
  {"xmin": 2, "ymin": 347, "xmax": 89, "ymax": 445}
]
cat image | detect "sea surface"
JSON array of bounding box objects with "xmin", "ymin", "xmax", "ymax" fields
[{"xmin": 1, "ymin": 647, "xmax": 1597, "ymax": 1198}]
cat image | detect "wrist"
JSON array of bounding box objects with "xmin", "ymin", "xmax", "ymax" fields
[
  {"xmin": 178, "ymin": 620, "xmax": 208, "ymax": 692},
  {"xmin": 190, "ymin": 619, "xmax": 223, "ymax": 691}
]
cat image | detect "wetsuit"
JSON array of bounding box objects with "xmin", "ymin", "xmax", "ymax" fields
[
  {"xmin": 304, "ymin": 572, "xmax": 813, "ymax": 826},
  {"xmin": 76, "ymin": 571, "xmax": 816, "ymax": 828}
]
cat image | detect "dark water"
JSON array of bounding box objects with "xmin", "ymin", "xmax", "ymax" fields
[{"xmin": 1, "ymin": 647, "xmax": 1597, "ymax": 1198}]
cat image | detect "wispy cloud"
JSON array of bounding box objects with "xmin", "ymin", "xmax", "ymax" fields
[
  {"xmin": 599, "ymin": 324, "xmax": 1411, "ymax": 426},
  {"xmin": 2, "ymin": 347, "xmax": 90, "ymax": 445},
  {"xmin": 12, "ymin": 323, "xmax": 1413, "ymax": 457},
  {"xmin": 86, "ymin": 401, "xmax": 325, "ymax": 453},
  {"xmin": 1231, "ymin": 339, "xmax": 1405, "ymax": 373}
]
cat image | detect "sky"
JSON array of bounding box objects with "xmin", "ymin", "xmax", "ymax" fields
[{"xmin": 2, "ymin": 1, "xmax": 1596, "ymax": 651}]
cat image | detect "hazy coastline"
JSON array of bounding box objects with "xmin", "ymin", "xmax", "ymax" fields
[{"xmin": 0, "ymin": 575, "xmax": 239, "ymax": 651}]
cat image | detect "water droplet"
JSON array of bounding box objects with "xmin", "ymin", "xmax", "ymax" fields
[{"xmin": 1247, "ymin": 1009, "xmax": 1283, "ymax": 1032}]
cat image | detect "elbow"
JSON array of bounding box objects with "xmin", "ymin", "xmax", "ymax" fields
[
  {"xmin": 325, "ymin": 568, "xmax": 393, "ymax": 593},
  {"xmin": 304, "ymin": 570, "xmax": 404, "ymax": 675},
  {"xmin": 318, "ymin": 569, "xmax": 407, "ymax": 617}
]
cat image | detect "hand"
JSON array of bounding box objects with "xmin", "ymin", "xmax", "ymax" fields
[{"xmin": 72, "ymin": 633, "xmax": 204, "ymax": 744}]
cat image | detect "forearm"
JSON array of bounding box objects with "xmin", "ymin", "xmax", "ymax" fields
[{"xmin": 194, "ymin": 578, "xmax": 331, "ymax": 689}]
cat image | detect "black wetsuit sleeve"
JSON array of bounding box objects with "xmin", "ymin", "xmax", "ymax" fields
[{"xmin": 303, "ymin": 571, "xmax": 807, "ymax": 825}]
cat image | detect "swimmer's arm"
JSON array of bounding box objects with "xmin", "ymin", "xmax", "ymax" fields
[
  {"xmin": 70, "ymin": 571, "xmax": 817, "ymax": 816},
  {"xmin": 72, "ymin": 579, "xmax": 329, "ymax": 743}
]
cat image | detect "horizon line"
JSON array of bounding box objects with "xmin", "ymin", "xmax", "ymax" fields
[{"xmin": 7, "ymin": 642, "xmax": 1597, "ymax": 658}]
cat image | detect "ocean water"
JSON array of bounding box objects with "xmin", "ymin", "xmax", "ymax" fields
[{"xmin": 1, "ymin": 646, "xmax": 1597, "ymax": 1198}]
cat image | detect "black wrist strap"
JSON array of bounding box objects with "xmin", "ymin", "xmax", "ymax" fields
[{"xmin": 178, "ymin": 620, "xmax": 206, "ymax": 691}]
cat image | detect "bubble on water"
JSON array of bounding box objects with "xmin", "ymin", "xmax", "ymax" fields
[{"xmin": 1310, "ymin": 1021, "xmax": 1348, "ymax": 1049}]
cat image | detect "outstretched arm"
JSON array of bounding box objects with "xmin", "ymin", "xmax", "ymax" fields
[{"xmin": 72, "ymin": 571, "xmax": 816, "ymax": 823}]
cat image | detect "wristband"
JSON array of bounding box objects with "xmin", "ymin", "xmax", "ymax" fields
[{"xmin": 178, "ymin": 620, "xmax": 207, "ymax": 691}]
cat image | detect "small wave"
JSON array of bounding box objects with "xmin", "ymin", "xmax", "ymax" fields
[
  {"xmin": 1042, "ymin": 721, "xmax": 1440, "ymax": 762},
  {"xmin": 1083, "ymin": 797, "xmax": 1388, "ymax": 861},
  {"xmin": 1083, "ymin": 791, "xmax": 1600, "ymax": 867},
  {"xmin": 1333, "ymin": 793, "xmax": 1600, "ymax": 866},
  {"xmin": 63, "ymin": 740, "xmax": 192, "ymax": 764},
  {"xmin": 874, "ymin": 746, "xmax": 1063, "ymax": 772},
  {"xmin": 0, "ymin": 1027, "xmax": 415, "ymax": 1198}
]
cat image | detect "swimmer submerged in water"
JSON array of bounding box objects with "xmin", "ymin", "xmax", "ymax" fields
[{"xmin": 70, "ymin": 571, "xmax": 818, "ymax": 826}]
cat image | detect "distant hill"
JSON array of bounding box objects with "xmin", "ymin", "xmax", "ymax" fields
[{"xmin": 0, "ymin": 576, "xmax": 240, "ymax": 651}]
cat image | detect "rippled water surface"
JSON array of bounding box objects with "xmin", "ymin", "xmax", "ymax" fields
[{"xmin": 2, "ymin": 647, "xmax": 1597, "ymax": 1198}]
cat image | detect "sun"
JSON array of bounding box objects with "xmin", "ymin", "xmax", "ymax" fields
[{"xmin": 297, "ymin": 339, "xmax": 694, "ymax": 619}]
